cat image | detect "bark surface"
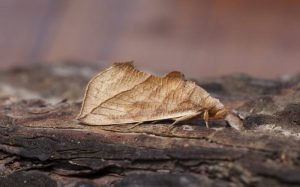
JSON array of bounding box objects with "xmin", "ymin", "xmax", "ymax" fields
[{"xmin": 0, "ymin": 63, "xmax": 299, "ymax": 187}]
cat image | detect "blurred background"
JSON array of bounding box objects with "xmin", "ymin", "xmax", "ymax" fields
[{"xmin": 0, "ymin": 0, "xmax": 299, "ymax": 78}]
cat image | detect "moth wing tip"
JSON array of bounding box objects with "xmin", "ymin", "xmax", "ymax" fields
[
  {"xmin": 113, "ymin": 61, "xmax": 135, "ymax": 68},
  {"xmin": 76, "ymin": 115, "xmax": 83, "ymax": 121}
]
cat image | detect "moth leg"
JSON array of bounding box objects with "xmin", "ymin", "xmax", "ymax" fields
[
  {"xmin": 127, "ymin": 120, "xmax": 159, "ymax": 130},
  {"xmin": 203, "ymin": 110, "xmax": 209, "ymax": 128},
  {"xmin": 127, "ymin": 121, "xmax": 144, "ymax": 130},
  {"xmin": 168, "ymin": 111, "xmax": 203, "ymax": 131}
]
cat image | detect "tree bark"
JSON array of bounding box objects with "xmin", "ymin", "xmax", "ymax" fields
[{"xmin": 0, "ymin": 63, "xmax": 299, "ymax": 187}]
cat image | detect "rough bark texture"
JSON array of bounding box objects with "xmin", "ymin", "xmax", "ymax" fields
[{"xmin": 0, "ymin": 63, "xmax": 299, "ymax": 187}]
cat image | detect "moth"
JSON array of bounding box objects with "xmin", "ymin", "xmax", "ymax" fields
[{"xmin": 77, "ymin": 62, "xmax": 228, "ymax": 129}]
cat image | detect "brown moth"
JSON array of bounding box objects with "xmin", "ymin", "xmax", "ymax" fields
[{"xmin": 77, "ymin": 62, "xmax": 228, "ymax": 128}]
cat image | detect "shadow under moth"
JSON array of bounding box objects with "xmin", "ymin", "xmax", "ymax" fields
[{"xmin": 77, "ymin": 62, "xmax": 242, "ymax": 130}]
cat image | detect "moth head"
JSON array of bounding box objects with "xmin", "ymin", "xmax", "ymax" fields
[{"xmin": 207, "ymin": 98, "xmax": 228, "ymax": 119}]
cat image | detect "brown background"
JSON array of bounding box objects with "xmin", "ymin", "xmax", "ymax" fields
[{"xmin": 0, "ymin": 0, "xmax": 299, "ymax": 78}]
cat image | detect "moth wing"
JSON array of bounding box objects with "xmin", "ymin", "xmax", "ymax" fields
[
  {"xmin": 80, "ymin": 70, "xmax": 210, "ymax": 125},
  {"xmin": 77, "ymin": 62, "xmax": 150, "ymax": 119}
]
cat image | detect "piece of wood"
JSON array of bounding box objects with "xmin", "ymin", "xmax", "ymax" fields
[
  {"xmin": 78, "ymin": 62, "xmax": 227, "ymax": 126},
  {"xmin": 0, "ymin": 63, "xmax": 299, "ymax": 187}
]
